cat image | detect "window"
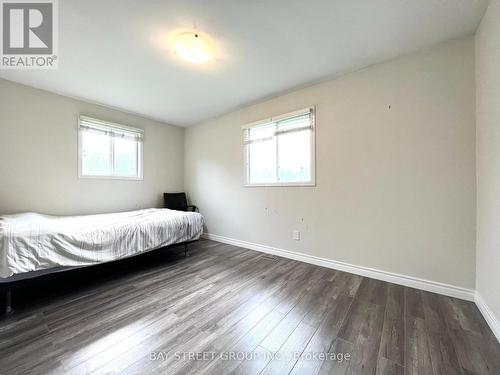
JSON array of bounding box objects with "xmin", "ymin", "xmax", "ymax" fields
[
  {"xmin": 243, "ymin": 107, "xmax": 315, "ymax": 186},
  {"xmin": 78, "ymin": 116, "xmax": 143, "ymax": 179}
]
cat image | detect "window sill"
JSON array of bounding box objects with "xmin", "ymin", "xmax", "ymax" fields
[
  {"xmin": 78, "ymin": 175, "xmax": 143, "ymax": 181},
  {"xmin": 244, "ymin": 182, "xmax": 316, "ymax": 187}
]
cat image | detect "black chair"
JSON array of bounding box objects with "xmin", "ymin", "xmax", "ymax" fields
[{"xmin": 163, "ymin": 192, "xmax": 198, "ymax": 212}]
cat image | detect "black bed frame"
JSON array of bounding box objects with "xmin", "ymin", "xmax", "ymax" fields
[{"xmin": 0, "ymin": 240, "xmax": 195, "ymax": 315}]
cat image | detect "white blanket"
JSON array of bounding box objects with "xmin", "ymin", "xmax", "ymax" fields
[{"xmin": 0, "ymin": 208, "xmax": 203, "ymax": 278}]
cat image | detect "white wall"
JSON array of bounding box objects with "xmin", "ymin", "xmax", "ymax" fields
[
  {"xmin": 0, "ymin": 79, "xmax": 184, "ymax": 215},
  {"xmin": 476, "ymin": 0, "xmax": 500, "ymax": 334},
  {"xmin": 185, "ymin": 37, "xmax": 476, "ymax": 289}
]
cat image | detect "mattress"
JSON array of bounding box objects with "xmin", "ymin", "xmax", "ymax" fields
[{"xmin": 0, "ymin": 208, "xmax": 203, "ymax": 279}]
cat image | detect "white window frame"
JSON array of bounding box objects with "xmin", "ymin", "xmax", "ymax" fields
[
  {"xmin": 78, "ymin": 116, "xmax": 144, "ymax": 180},
  {"xmin": 243, "ymin": 107, "xmax": 316, "ymax": 187}
]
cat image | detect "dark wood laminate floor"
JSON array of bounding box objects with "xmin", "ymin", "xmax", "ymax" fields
[{"xmin": 0, "ymin": 239, "xmax": 499, "ymax": 375}]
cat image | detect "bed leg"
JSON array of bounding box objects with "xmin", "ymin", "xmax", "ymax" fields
[
  {"xmin": 2, "ymin": 289, "xmax": 13, "ymax": 316},
  {"xmin": 184, "ymin": 243, "xmax": 190, "ymax": 257}
]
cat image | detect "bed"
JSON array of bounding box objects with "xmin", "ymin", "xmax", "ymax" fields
[{"xmin": 0, "ymin": 208, "xmax": 204, "ymax": 280}]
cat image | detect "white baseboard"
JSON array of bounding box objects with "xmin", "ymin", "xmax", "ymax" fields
[
  {"xmin": 475, "ymin": 292, "xmax": 500, "ymax": 343},
  {"xmin": 202, "ymin": 233, "xmax": 475, "ymax": 302}
]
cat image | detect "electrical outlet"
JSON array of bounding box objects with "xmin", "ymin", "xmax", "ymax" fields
[{"xmin": 292, "ymin": 230, "xmax": 301, "ymax": 241}]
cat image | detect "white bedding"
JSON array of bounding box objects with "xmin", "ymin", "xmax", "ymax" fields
[{"xmin": 0, "ymin": 208, "xmax": 203, "ymax": 278}]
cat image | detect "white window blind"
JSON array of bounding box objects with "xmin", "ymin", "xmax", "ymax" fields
[
  {"xmin": 243, "ymin": 108, "xmax": 315, "ymax": 186},
  {"xmin": 78, "ymin": 116, "xmax": 143, "ymax": 179}
]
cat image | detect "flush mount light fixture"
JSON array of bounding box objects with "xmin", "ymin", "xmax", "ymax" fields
[{"xmin": 173, "ymin": 32, "xmax": 212, "ymax": 64}]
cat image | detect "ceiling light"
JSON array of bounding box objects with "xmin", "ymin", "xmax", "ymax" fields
[{"xmin": 173, "ymin": 32, "xmax": 212, "ymax": 64}]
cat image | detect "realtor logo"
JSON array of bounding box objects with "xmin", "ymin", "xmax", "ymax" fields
[{"xmin": 1, "ymin": 0, "xmax": 58, "ymax": 69}]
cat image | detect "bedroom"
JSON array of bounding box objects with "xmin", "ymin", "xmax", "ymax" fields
[{"xmin": 0, "ymin": 0, "xmax": 499, "ymax": 374}]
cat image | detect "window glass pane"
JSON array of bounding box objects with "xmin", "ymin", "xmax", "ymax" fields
[
  {"xmin": 81, "ymin": 131, "xmax": 111, "ymax": 176},
  {"xmin": 248, "ymin": 138, "xmax": 276, "ymax": 184},
  {"xmin": 114, "ymin": 137, "xmax": 138, "ymax": 177},
  {"xmin": 277, "ymin": 129, "xmax": 311, "ymax": 183},
  {"xmin": 244, "ymin": 109, "xmax": 314, "ymax": 185}
]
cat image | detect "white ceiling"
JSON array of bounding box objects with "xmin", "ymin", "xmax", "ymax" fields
[{"xmin": 0, "ymin": 0, "xmax": 489, "ymax": 126}]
